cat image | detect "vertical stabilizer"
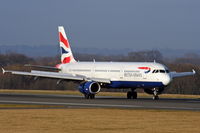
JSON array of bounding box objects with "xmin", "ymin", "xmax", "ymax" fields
[{"xmin": 58, "ymin": 26, "xmax": 76, "ymax": 63}]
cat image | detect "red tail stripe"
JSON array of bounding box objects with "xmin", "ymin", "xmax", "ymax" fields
[
  {"xmin": 62, "ymin": 57, "xmax": 71, "ymax": 64},
  {"xmin": 59, "ymin": 32, "xmax": 69, "ymax": 48},
  {"xmin": 138, "ymin": 67, "xmax": 150, "ymax": 70}
]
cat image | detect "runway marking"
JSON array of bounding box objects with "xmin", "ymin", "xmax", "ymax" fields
[
  {"xmin": 0, "ymin": 100, "xmax": 200, "ymax": 110},
  {"xmin": 0, "ymin": 100, "xmax": 142, "ymax": 108},
  {"xmin": 187, "ymin": 101, "xmax": 200, "ymax": 103}
]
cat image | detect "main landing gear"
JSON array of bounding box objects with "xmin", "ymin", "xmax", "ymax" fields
[
  {"xmin": 84, "ymin": 94, "xmax": 95, "ymax": 99},
  {"xmin": 127, "ymin": 89, "xmax": 137, "ymax": 99}
]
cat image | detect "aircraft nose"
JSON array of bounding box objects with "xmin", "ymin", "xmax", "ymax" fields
[{"xmin": 162, "ymin": 74, "xmax": 172, "ymax": 86}]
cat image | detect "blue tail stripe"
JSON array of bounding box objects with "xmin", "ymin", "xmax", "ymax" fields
[{"xmin": 61, "ymin": 47, "xmax": 69, "ymax": 54}]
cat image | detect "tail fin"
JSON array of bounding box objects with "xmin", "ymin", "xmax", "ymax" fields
[{"xmin": 58, "ymin": 26, "xmax": 76, "ymax": 64}]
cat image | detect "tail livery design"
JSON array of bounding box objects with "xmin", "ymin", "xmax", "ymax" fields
[
  {"xmin": 58, "ymin": 26, "xmax": 76, "ymax": 64},
  {"xmin": 138, "ymin": 67, "xmax": 151, "ymax": 73}
]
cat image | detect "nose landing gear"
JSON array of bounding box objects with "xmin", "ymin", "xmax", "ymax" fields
[{"xmin": 153, "ymin": 88, "xmax": 159, "ymax": 100}]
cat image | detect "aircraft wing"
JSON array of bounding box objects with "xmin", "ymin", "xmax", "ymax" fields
[
  {"xmin": 2, "ymin": 68, "xmax": 111, "ymax": 84},
  {"xmin": 170, "ymin": 69, "xmax": 196, "ymax": 78}
]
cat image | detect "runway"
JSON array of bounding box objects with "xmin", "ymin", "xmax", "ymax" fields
[{"xmin": 0, "ymin": 93, "xmax": 200, "ymax": 111}]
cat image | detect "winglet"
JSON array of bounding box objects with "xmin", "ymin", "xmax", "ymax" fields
[
  {"xmin": 2, "ymin": 68, "xmax": 5, "ymax": 74},
  {"xmin": 192, "ymin": 69, "xmax": 196, "ymax": 74}
]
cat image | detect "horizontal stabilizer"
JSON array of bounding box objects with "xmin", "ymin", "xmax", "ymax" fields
[{"xmin": 2, "ymin": 68, "xmax": 5, "ymax": 74}]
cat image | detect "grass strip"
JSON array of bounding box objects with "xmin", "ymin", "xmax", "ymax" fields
[
  {"xmin": 0, "ymin": 108, "xmax": 199, "ymax": 133},
  {"xmin": 0, "ymin": 89, "xmax": 200, "ymax": 99},
  {"xmin": 0, "ymin": 104, "xmax": 64, "ymax": 109}
]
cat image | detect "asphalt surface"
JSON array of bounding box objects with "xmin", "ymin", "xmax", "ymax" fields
[{"xmin": 0, "ymin": 93, "xmax": 200, "ymax": 111}]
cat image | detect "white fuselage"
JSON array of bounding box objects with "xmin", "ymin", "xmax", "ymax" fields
[{"xmin": 59, "ymin": 62, "xmax": 171, "ymax": 88}]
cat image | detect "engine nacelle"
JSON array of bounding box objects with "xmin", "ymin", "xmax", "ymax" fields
[{"xmin": 79, "ymin": 81, "xmax": 101, "ymax": 95}]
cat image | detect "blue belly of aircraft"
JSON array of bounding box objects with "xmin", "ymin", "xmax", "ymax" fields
[{"xmin": 106, "ymin": 81, "xmax": 164, "ymax": 88}]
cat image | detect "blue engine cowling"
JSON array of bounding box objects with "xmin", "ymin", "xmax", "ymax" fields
[{"xmin": 79, "ymin": 81, "xmax": 101, "ymax": 95}]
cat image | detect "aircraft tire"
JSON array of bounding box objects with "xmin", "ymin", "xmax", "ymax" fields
[
  {"xmin": 85, "ymin": 94, "xmax": 95, "ymax": 99},
  {"xmin": 153, "ymin": 95, "xmax": 159, "ymax": 100},
  {"xmin": 132, "ymin": 92, "xmax": 137, "ymax": 99},
  {"xmin": 127, "ymin": 91, "xmax": 132, "ymax": 99},
  {"xmin": 84, "ymin": 94, "xmax": 90, "ymax": 99},
  {"xmin": 90, "ymin": 94, "xmax": 95, "ymax": 99}
]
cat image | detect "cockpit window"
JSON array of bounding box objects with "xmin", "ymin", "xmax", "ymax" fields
[
  {"xmin": 160, "ymin": 70, "xmax": 165, "ymax": 73},
  {"xmin": 152, "ymin": 69, "xmax": 170, "ymax": 73}
]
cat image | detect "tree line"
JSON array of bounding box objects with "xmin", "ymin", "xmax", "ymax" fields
[{"xmin": 0, "ymin": 50, "xmax": 200, "ymax": 95}]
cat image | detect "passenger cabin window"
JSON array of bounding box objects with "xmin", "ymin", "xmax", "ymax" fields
[
  {"xmin": 95, "ymin": 70, "xmax": 107, "ymax": 72},
  {"xmin": 110, "ymin": 70, "xmax": 120, "ymax": 72},
  {"xmin": 124, "ymin": 70, "xmax": 139, "ymax": 73},
  {"xmin": 71, "ymin": 69, "xmax": 91, "ymax": 72}
]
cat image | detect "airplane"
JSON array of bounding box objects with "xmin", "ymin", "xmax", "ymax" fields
[{"xmin": 2, "ymin": 26, "xmax": 196, "ymax": 100}]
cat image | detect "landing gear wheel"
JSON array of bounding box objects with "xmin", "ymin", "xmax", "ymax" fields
[
  {"xmin": 84, "ymin": 94, "xmax": 90, "ymax": 99},
  {"xmin": 153, "ymin": 95, "xmax": 159, "ymax": 100},
  {"xmin": 90, "ymin": 94, "xmax": 95, "ymax": 99},
  {"xmin": 127, "ymin": 91, "xmax": 132, "ymax": 99},
  {"xmin": 84, "ymin": 94, "xmax": 95, "ymax": 99},
  {"xmin": 132, "ymin": 92, "xmax": 137, "ymax": 99},
  {"xmin": 127, "ymin": 91, "xmax": 137, "ymax": 99}
]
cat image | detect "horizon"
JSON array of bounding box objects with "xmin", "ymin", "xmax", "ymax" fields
[{"xmin": 1, "ymin": 44, "xmax": 200, "ymax": 58}]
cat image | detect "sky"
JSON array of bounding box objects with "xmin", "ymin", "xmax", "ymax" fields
[{"xmin": 0, "ymin": 0, "xmax": 199, "ymax": 51}]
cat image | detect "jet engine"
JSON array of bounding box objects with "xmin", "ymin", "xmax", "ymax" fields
[{"xmin": 79, "ymin": 81, "xmax": 101, "ymax": 95}]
